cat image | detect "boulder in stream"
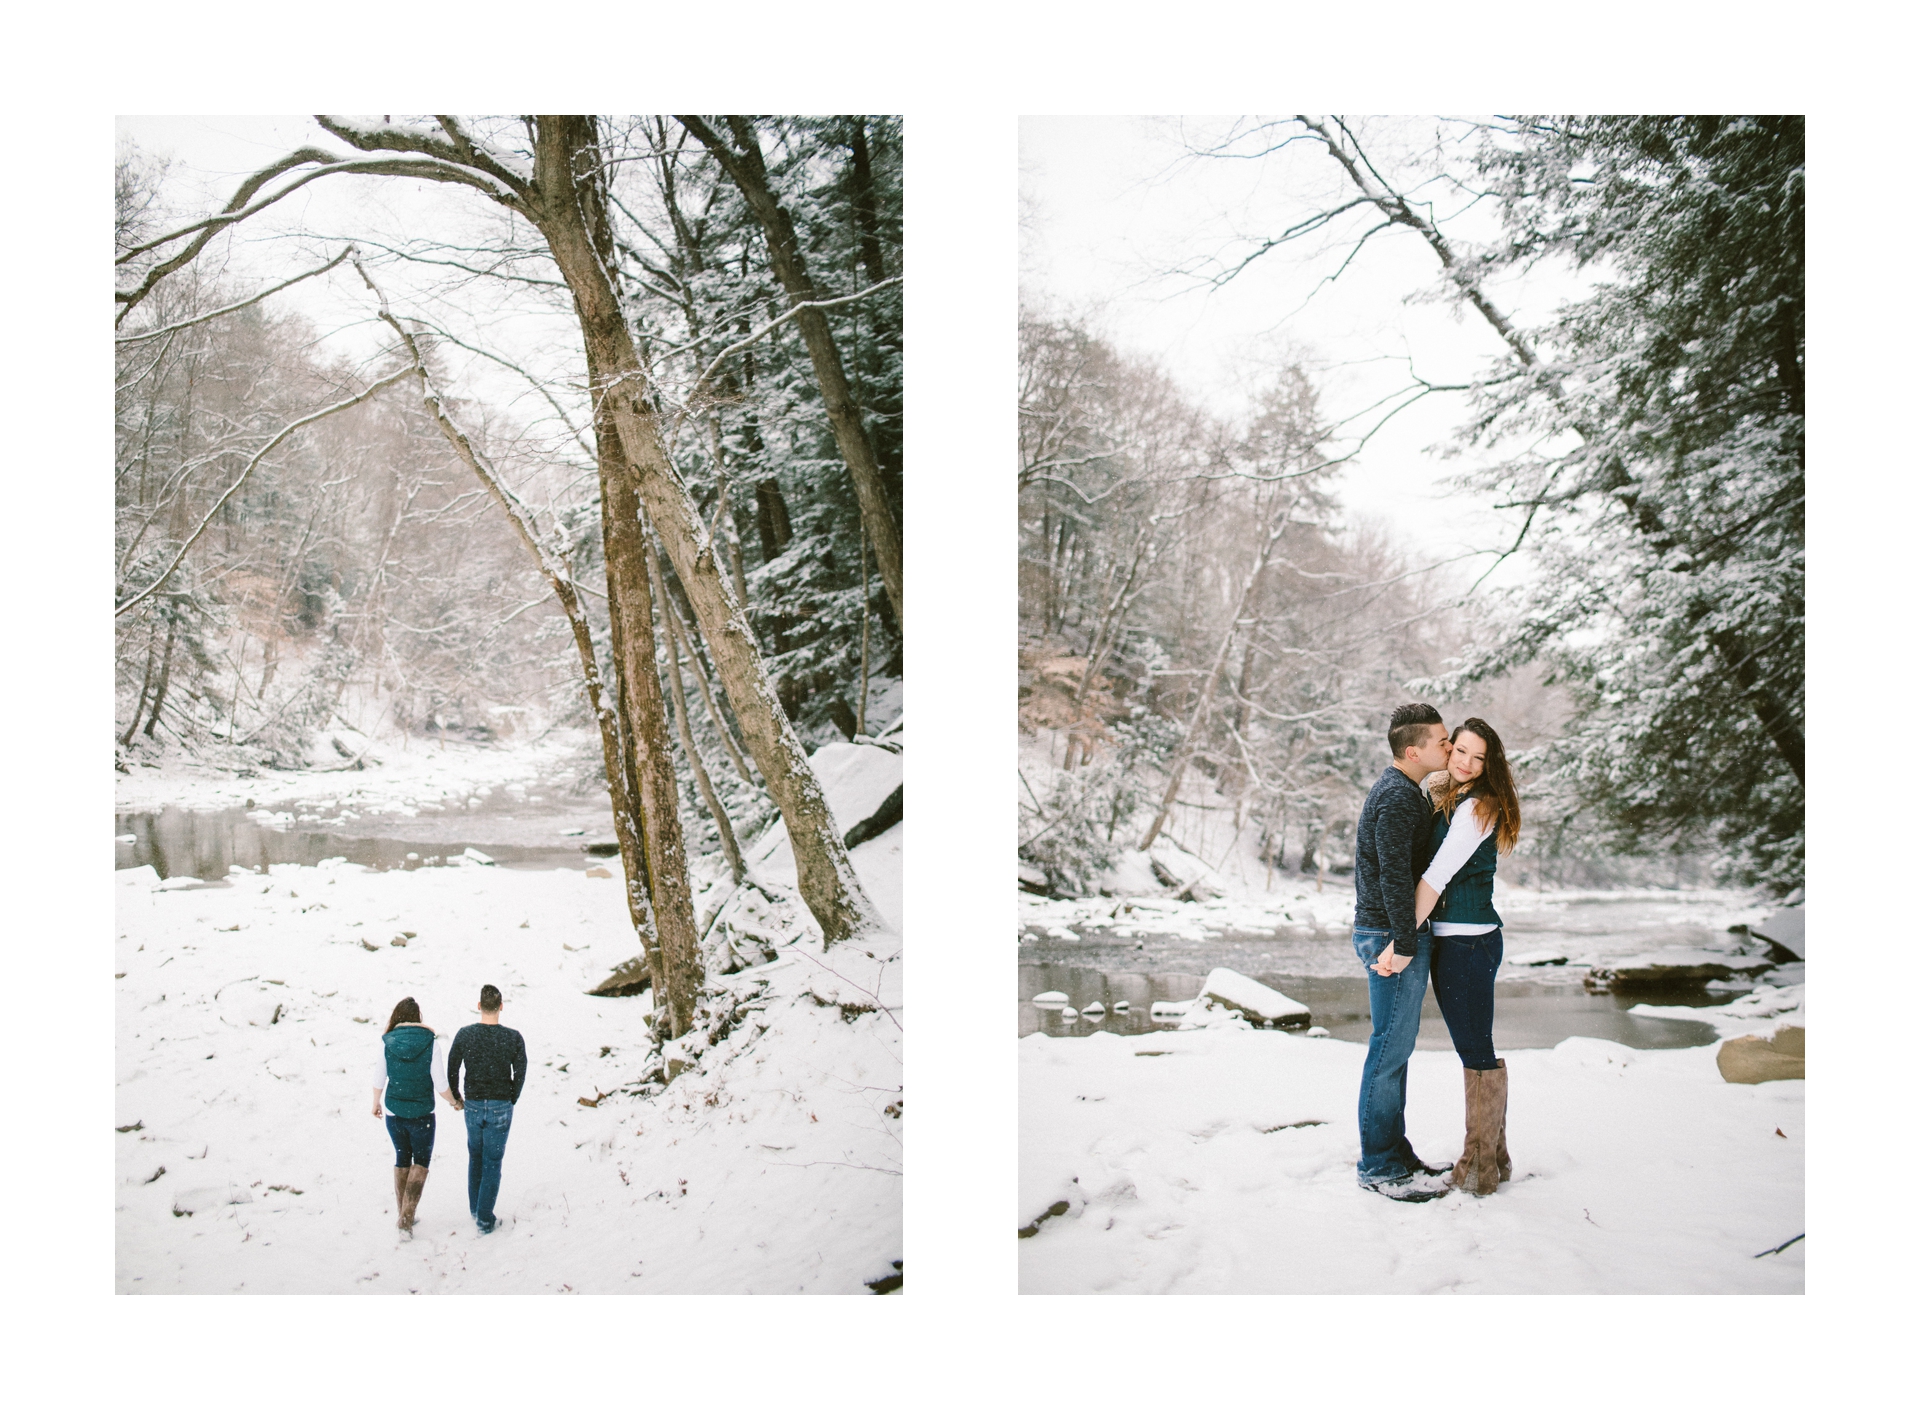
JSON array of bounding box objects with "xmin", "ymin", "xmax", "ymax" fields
[
  {"xmin": 1584, "ymin": 949, "xmax": 1774, "ymax": 992},
  {"xmin": 1717, "ymin": 1025, "xmax": 1805, "ymax": 1084},
  {"xmin": 1197, "ymin": 968, "xmax": 1311, "ymax": 1029},
  {"xmin": 1749, "ymin": 907, "xmax": 1805, "ymax": 963}
]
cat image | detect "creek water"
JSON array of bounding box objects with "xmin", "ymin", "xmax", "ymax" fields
[
  {"xmin": 116, "ymin": 789, "xmax": 619, "ymax": 880},
  {"xmin": 1019, "ymin": 894, "xmax": 1761, "ymax": 1050}
]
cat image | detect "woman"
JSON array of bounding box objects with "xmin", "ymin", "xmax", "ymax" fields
[
  {"xmin": 1413, "ymin": 718, "xmax": 1523, "ymax": 1197},
  {"xmin": 370, "ymin": 997, "xmax": 454, "ymax": 1233}
]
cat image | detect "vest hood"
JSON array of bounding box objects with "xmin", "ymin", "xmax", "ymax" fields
[{"xmin": 384, "ymin": 1024, "xmax": 435, "ymax": 1061}]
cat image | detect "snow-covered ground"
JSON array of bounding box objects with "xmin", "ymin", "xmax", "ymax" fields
[
  {"xmin": 116, "ymin": 745, "xmax": 903, "ymax": 1294},
  {"xmin": 1019, "ymin": 989, "xmax": 1803, "ymax": 1293}
]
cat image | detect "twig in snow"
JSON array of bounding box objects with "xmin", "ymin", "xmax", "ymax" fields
[{"xmin": 1754, "ymin": 1233, "xmax": 1804, "ymax": 1258}]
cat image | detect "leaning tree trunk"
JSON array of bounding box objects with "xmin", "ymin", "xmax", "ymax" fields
[
  {"xmin": 594, "ymin": 400, "xmax": 703, "ymax": 1037},
  {"xmin": 678, "ymin": 115, "xmax": 904, "ymax": 630},
  {"xmin": 647, "ymin": 530, "xmax": 746, "ymax": 884},
  {"xmin": 531, "ymin": 116, "xmax": 882, "ymax": 945}
]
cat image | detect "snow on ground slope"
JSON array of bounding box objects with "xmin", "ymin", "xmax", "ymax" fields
[
  {"xmin": 1019, "ymin": 1023, "xmax": 1803, "ymax": 1293},
  {"xmin": 116, "ymin": 839, "xmax": 902, "ymax": 1292},
  {"xmin": 748, "ymin": 740, "xmax": 903, "ymax": 928}
]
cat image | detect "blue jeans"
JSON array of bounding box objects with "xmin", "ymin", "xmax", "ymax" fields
[
  {"xmin": 1354, "ymin": 925, "xmax": 1433, "ymax": 1184},
  {"xmin": 1431, "ymin": 927, "xmax": 1503, "ymax": 1070},
  {"xmin": 386, "ymin": 1112, "xmax": 435, "ymax": 1168},
  {"xmin": 463, "ymin": 1099, "xmax": 514, "ymax": 1231}
]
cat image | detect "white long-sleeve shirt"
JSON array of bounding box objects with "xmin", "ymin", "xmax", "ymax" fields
[
  {"xmin": 1421, "ymin": 794, "xmax": 1498, "ymax": 935},
  {"xmin": 371, "ymin": 1025, "xmax": 450, "ymax": 1098}
]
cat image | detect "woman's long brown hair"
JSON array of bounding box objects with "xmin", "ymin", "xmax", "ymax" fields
[
  {"xmin": 1431, "ymin": 717, "xmax": 1522, "ymax": 854},
  {"xmin": 384, "ymin": 996, "xmax": 422, "ymax": 1035}
]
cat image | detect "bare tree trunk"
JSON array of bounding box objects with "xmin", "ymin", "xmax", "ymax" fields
[
  {"xmin": 1139, "ymin": 499, "xmax": 1295, "ymax": 851},
  {"xmin": 121, "ymin": 619, "xmax": 160, "ymax": 747},
  {"xmin": 662, "ymin": 590, "xmax": 756, "ymax": 788},
  {"xmin": 647, "ymin": 531, "xmax": 746, "ymax": 884},
  {"xmin": 678, "ymin": 116, "xmax": 904, "ymax": 630},
  {"xmin": 595, "ymin": 400, "xmax": 702, "ymax": 1038},
  {"xmin": 708, "ymin": 415, "xmax": 751, "ymax": 609},
  {"xmin": 857, "ymin": 525, "xmax": 871, "ymax": 736},
  {"xmin": 143, "ymin": 617, "xmax": 177, "ymax": 738},
  {"xmin": 532, "ymin": 117, "xmax": 882, "ymax": 945}
]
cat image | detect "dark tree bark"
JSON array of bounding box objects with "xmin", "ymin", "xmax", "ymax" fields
[{"xmin": 755, "ymin": 477, "xmax": 792, "ymax": 563}]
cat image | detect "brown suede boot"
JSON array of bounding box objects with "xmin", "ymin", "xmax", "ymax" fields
[
  {"xmin": 400, "ymin": 1165, "xmax": 429, "ymax": 1231},
  {"xmin": 1490, "ymin": 1059, "xmax": 1511, "ymax": 1185},
  {"xmin": 393, "ymin": 1166, "xmax": 410, "ymax": 1229},
  {"xmin": 1452, "ymin": 1063, "xmax": 1508, "ymax": 1197}
]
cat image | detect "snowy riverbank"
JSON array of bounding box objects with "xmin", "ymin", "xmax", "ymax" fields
[
  {"xmin": 115, "ymin": 726, "xmax": 593, "ymax": 820},
  {"xmin": 1019, "ymin": 1001, "xmax": 1804, "ymax": 1293},
  {"xmin": 116, "ymin": 751, "xmax": 904, "ymax": 1294}
]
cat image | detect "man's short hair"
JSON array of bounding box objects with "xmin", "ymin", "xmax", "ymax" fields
[
  {"xmin": 1388, "ymin": 703, "xmax": 1445, "ymax": 758},
  {"xmin": 479, "ymin": 984, "xmax": 503, "ymax": 1013}
]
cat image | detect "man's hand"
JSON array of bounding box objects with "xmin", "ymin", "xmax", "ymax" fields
[{"xmin": 1371, "ymin": 945, "xmax": 1412, "ymax": 977}]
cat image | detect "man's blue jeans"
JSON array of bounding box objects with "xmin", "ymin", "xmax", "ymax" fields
[
  {"xmin": 463, "ymin": 1099, "xmax": 514, "ymax": 1232},
  {"xmin": 1354, "ymin": 925, "xmax": 1433, "ymax": 1185}
]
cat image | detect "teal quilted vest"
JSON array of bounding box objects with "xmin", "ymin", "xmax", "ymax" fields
[
  {"xmin": 1428, "ymin": 798, "xmax": 1502, "ymax": 928},
  {"xmin": 382, "ymin": 1025, "xmax": 436, "ymax": 1118}
]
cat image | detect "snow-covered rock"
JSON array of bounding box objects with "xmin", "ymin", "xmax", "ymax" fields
[
  {"xmin": 1197, "ymin": 968, "xmax": 1311, "ymax": 1029},
  {"xmin": 1585, "ymin": 949, "xmax": 1774, "ymax": 990},
  {"xmin": 1147, "ymin": 837, "xmax": 1224, "ymax": 901},
  {"xmin": 1090, "ymin": 847, "xmax": 1162, "ymax": 897},
  {"xmin": 1032, "ymin": 991, "xmax": 1069, "ymax": 1006},
  {"xmin": 1750, "ymin": 906, "xmax": 1805, "ymax": 961},
  {"xmin": 1507, "ymin": 950, "xmax": 1568, "ymax": 967}
]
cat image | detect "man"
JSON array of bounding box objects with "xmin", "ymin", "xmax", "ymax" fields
[
  {"xmin": 1350, "ymin": 703, "xmax": 1454, "ymax": 1201},
  {"xmin": 446, "ymin": 984, "xmax": 527, "ymax": 1234}
]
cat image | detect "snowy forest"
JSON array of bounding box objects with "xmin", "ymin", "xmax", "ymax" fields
[
  {"xmin": 1019, "ymin": 116, "xmax": 1804, "ymax": 900},
  {"xmin": 115, "ymin": 116, "xmax": 904, "ymax": 1293}
]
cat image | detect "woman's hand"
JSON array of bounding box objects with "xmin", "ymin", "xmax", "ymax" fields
[{"xmin": 372, "ymin": 1101, "xmax": 383, "ymax": 1119}]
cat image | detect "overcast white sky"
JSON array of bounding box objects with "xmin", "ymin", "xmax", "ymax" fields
[{"xmin": 1020, "ymin": 115, "xmax": 1587, "ymax": 582}]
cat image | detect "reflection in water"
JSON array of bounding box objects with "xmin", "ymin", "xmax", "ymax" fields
[
  {"xmin": 1019, "ymin": 964, "xmax": 1728, "ymax": 1051},
  {"xmin": 116, "ymin": 806, "xmax": 605, "ymax": 880}
]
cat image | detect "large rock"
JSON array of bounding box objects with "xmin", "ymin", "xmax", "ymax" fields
[
  {"xmin": 1198, "ymin": 968, "xmax": 1311, "ymax": 1029},
  {"xmin": 1717, "ymin": 1025, "xmax": 1805, "ymax": 1084},
  {"xmin": 1147, "ymin": 838, "xmax": 1224, "ymax": 901},
  {"xmin": 588, "ymin": 955, "xmax": 652, "ymax": 998},
  {"xmin": 1750, "ymin": 907, "xmax": 1805, "ymax": 963},
  {"xmin": 1584, "ymin": 949, "xmax": 1774, "ymax": 991},
  {"xmin": 845, "ymin": 784, "xmax": 903, "ymax": 849}
]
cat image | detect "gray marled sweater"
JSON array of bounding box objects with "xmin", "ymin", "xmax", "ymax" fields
[{"xmin": 1352, "ymin": 765, "xmax": 1436, "ymax": 956}]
